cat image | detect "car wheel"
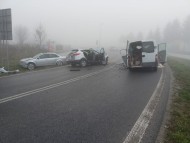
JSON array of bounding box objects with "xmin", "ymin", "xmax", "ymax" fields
[
  {"xmin": 27, "ymin": 63, "xmax": 35, "ymax": 70},
  {"xmin": 56, "ymin": 61, "xmax": 63, "ymax": 66},
  {"xmin": 80, "ymin": 59, "xmax": 87, "ymax": 67}
]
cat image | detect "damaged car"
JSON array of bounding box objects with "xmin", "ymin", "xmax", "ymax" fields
[
  {"xmin": 66, "ymin": 48, "xmax": 108, "ymax": 67},
  {"xmin": 20, "ymin": 53, "xmax": 66, "ymax": 70}
]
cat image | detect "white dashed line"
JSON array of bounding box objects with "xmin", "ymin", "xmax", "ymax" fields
[{"xmin": 0, "ymin": 66, "xmax": 114, "ymax": 104}]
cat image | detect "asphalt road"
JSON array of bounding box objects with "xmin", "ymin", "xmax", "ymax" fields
[{"xmin": 0, "ymin": 57, "xmax": 170, "ymax": 143}]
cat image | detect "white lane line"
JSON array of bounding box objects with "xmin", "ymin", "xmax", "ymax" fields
[
  {"xmin": 0, "ymin": 66, "xmax": 114, "ymax": 104},
  {"xmin": 123, "ymin": 69, "xmax": 165, "ymax": 143}
]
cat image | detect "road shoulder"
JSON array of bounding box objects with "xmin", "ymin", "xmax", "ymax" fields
[{"xmin": 155, "ymin": 65, "xmax": 174, "ymax": 143}]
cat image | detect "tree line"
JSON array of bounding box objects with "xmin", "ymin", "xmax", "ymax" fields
[
  {"xmin": 120, "ymin": 15, "xmax": 190, "ymax": 53},
  {"xmin": 11, "ymin": 14, "xmax": 190, "ymax": 53}
]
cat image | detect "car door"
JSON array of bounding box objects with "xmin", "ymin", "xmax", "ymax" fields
[
  {"xmin": 36, "ymin": 54, "xmax": 50, "ymax": 66},
  {"xmin": 100, "ymin": 48, "xmax": 105, "ymax": 61},
  {"xmin": 158, "ymin": 43, "xmax": 167, "ymax": 64},
  {"xmin": 49, "ymin": 54, "xmax": 60, "ymax": 65}
]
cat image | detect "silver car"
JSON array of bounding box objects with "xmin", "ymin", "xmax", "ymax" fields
[{"xmin": 20, "ymin": 53, "xmax": 66, "ymax": 70}]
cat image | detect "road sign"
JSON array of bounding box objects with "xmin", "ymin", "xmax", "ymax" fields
[{"xmin": 0, "ymin": 8, "xmax": 12, "ymax": 40}]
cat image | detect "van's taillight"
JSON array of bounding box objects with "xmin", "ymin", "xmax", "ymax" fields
[{"xmin": 73, "ymin": 53, "xmax": 80, "ymax": 56}]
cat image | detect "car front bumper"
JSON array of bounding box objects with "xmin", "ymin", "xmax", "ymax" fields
[{"xmin": 19, "ymin": 61, "xmax": 28, "ymax": 68}]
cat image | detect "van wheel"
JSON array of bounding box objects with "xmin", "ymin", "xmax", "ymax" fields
[
  {"xmin": 80, "ymin": 59, "xmax": 87, "ymax": 67},
  {"xmin": 153, "ymin": 61, "xmax": 158, "ymax": 71}
]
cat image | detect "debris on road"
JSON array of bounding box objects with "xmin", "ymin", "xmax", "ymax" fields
[{"xmin": 0, "ymin": 67, "xmax": 20, "ymax": 74}]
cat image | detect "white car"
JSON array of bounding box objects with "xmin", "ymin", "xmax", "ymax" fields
[
  {"xmin": 20, "ymin": 53, "xmax": 66, "ymax": 70},
  {"xmin": 66, "ymin": 48, "xmax": 108, "ymax": 67}
]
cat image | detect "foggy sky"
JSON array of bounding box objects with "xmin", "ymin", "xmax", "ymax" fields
[{"xmin": 1, "ymin": 0, "xmax": 190, "ymax": 48}]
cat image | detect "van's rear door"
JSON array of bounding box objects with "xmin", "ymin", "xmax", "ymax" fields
[
  {"xmin": 142, "ymin": 41, "xmax": 156, "ymax": 64},
  {"xmin": 158, "ymin": 43, "xmax": 167, "ymax": 64}
]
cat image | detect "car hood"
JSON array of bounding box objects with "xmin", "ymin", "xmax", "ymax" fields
[{"xmin": 20, "ymin": 58, "xmax": 34, "ymax": 62}]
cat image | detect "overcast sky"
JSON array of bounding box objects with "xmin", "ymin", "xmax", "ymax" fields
[{"xmin": 1, "ymin": 0, "xmax": 190, "ymax": 48}]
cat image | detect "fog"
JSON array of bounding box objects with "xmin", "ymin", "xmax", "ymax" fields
[{"xmin": 1, "ymin": 0, "xmax": 190, "ymax": 49}]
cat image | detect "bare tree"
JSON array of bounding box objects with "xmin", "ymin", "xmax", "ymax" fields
[
  {"xmin": 15, "ymin": 25, "xmax": 28, "ymax": 46},
  {"xmin": 35, "ymin": 24, "xmax": 46, "ymax": 48}
]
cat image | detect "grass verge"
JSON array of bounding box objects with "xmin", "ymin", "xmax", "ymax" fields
[
  {"xmin": 165, "ymin": 56, "xmax": 190, "ymax": 143},
  {"xmin": 0, "ymin": 46, "xmax": 54, "ymax": 77}
]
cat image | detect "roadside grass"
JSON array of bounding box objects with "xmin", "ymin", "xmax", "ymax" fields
[{"xmin": 166, "ymin": 56, "xmax": 190, "ymax": 143}]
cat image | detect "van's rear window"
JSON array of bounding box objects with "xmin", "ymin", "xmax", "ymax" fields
[{"xmin": 142, "ymin": 42, "xmax": 154, "ymax": 53}]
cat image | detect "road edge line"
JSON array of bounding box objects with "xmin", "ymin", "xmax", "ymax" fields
[{"xmin": 123, "ymin": 69, "xmax": 165, "ymax": 143}]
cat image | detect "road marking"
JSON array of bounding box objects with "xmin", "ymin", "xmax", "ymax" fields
[
  {"xmin": 123, "ymin": 69, "xmax": 165, "ymax": 143},
  {"xmin": 0, "ymin": 66, "xmax": 114, "ymax": 104}
]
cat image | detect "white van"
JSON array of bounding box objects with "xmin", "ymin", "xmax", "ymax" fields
[{"xmin": 121, "ymin": 40, "xmax": 166, "ymax": 71}]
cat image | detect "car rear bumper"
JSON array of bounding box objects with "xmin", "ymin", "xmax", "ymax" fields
[{"xmin": 130, "ymin": 62, "xmax": 157, "ymax": 68}]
